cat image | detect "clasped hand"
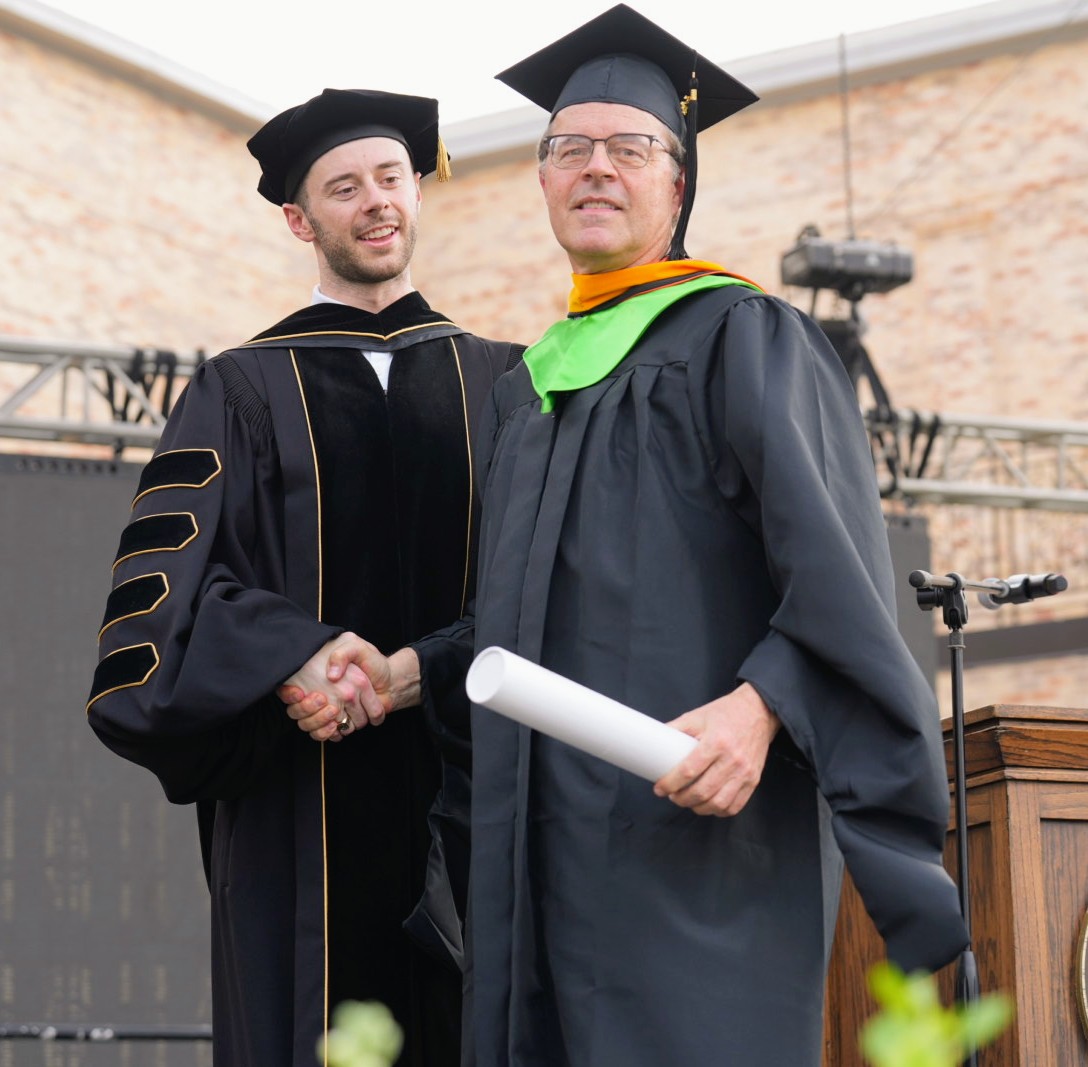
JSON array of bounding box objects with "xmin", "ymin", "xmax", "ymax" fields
[{"xmin": 278, "ymin": 632, "xmax": 393, "ymax": 743}]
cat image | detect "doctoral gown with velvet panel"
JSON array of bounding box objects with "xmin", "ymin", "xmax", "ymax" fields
[
  {"xmin": 86, "ymin": 294, "xmax": 521, "ymax": 1067},
  {"xmin": 460, "ymin": 284, "xmax": 968, "ymax": 1067}
]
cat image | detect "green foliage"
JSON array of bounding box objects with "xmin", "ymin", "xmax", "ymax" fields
[
  {"xmin": 316, "ymin": 1000, "xmax": 404, "ymax": 1067},
  {"xmin": 859, "ymin": 962, "xmax": 1014, "ymax": 1067}
]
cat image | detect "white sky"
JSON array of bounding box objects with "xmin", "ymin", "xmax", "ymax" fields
[{"xmin": 38, "ymin": 0, "xmax": 994, "ymax": 123}]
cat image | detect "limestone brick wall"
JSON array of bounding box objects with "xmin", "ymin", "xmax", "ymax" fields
[
  {"xmin": 935, "ymin": 651, "xmax": 1088, "ymax": 719},
  {"xmin": 0, "ymin": 28, "xmax": 310, "ymax": 354},
  {"xmin": 1, "ymin": 19, "xmax": 1086, "ymax": 710}
]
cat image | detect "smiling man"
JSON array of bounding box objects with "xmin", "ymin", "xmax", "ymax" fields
[
  {"xmin": 85, "ymin": 89, "xmax": 522, "ymax": 1067},
  {"xmin": 284, "ymin": 9, "xmax": 973, "ymax": 1065},
  {"xmin": 456, "ymin": 8, "xmax": 969, "ymax": 1062},
  {"xmin": 282, "ymin": 130, "xmax": 421, "ymax": 303},
  {"xmin": 536, "ymin": 103, "xmax": 684, "ymax": 275}
]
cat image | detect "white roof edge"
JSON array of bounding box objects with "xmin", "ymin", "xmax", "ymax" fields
[
  {"xmin": 725, "ymin": 0, "xmax": 1088, "ymax": 97},
  {"xmin": 3, "ymin": 0, "xmax": 1086, "ymax": 153}
]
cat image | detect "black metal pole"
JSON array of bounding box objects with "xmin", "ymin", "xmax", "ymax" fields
[
  {"xmin": 948, "ymin": 626, "xmax": 970, "ymax": 934},
  {"xmin": 909, "ymin": 571, "xmax": 979, "ymax": 1063},
  {"xmin": 910, "ymin": 565, "xmax": 1069, "ymax": 1067},
  {"xmin": 947, "ymin": 619, "xmax": 980, "ymax": 1067}
]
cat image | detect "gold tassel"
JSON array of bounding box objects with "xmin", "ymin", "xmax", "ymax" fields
[
  {"xmin": 436, "ymin": 135, "xmax": 452, "ymax": 182},
  {"xmin": 681, "ymin": 85, "xmax": 698, "ymax": 117}
]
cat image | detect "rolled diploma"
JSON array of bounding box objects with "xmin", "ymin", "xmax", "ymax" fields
[{"xmin": 465, "ymin": 646, "xmax": 697, "ymax": 782}]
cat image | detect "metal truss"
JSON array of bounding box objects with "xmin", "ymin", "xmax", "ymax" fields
[
  {"xmin": 868, "ymin": 408, "xmax": 1088, "ymax": 512},
  {"xmin": 0, "ymin": 336, "xmax": 202, "ymax": 451}
]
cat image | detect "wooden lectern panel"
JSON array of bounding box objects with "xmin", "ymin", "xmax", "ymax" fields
[{"xmin": 824, "ymin": 706, "xmax": 1088, "ymax": 1067}]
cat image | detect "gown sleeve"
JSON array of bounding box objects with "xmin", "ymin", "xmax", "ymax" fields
[
  {"xmin": 86, "ymin": 358, "xmax": 339, "ymax": 802},
  {"xmin": 690, "ymin": 294, "xmax": 969, "ymax": 973}
]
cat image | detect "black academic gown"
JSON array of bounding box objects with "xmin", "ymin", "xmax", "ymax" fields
[
  {"xmin": 86, "ymin": 294, "xmax": 522, "ymax": 1067},
  {"xmin": 458, "ymin": 284, "xmax": 968, "ymax": 1066}
]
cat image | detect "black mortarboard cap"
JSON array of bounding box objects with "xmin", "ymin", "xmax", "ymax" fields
[
  {"xmin": 495, "ymin": 4, "xmax": 758, "ymax": 259},
  {"xmin": 247, "ymin": 88, "xmax": 450, "ymax": 205}
]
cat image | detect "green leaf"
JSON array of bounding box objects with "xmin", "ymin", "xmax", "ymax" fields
[
  {"xmin": 867, "ymin": 963, "xmax": 940, "ymax": 1018},
  {"xmin": 317, "ymin": 1000, "xmax": 404, "ymax": 1067},
  {"xmin": 859, "ymin": 964, "xmax": 1014, "ymax": 1067},
  {"xmin": 960, "ymin": 994, "xmax": 1015, "ymax": 1049}
]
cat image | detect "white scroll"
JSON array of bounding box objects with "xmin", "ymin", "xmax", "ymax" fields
[{"xmin": 465, "ymin": 646, "xmax": 696, "ymax": 782}]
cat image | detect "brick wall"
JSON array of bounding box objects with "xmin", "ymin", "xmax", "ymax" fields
[
  {"xmin": 2, "ymin": 20, "xmax": 1086, "ymax": 710},
  {"xmin": 0, "ymin": 30, "xmax": 310, "ymax": 354}
]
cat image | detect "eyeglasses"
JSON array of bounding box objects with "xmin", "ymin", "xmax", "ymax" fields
[{"xmin": 544, "ymin": 133, "xmax": 671, "ymax": 170}]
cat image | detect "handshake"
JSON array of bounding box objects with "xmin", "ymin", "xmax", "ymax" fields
[{"xmin": 277, "ymin": 632, "xmax": 421, "ymax": 743}]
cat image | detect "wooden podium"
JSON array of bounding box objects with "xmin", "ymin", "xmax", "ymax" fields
[{"xmin": 823, "ymin": 705, "xmax": 1088, "ymax": 1066}]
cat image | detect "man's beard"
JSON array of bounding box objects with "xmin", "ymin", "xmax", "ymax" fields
[{"xmin": 312, "ymin": 213, "xmax": 418, "ymax": 285}]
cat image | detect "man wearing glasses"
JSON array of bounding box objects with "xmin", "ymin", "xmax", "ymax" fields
[
  {"xmin": 464, "ymin": 10, "xmax": 968, "ymax": 1052},
  {"xmin": 286, "ymin": 7, "xmax": 970, "ymax": 1063}
]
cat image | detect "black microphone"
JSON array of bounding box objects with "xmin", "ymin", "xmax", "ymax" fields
[{"xmin": 978, "ymin": 573, "xmax": 1068, "ymax": 609}]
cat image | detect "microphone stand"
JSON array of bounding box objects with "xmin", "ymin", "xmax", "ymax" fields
[{"xmin": 908, "ymin": 568, "xmax": 1068, "ymax": 1067}]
